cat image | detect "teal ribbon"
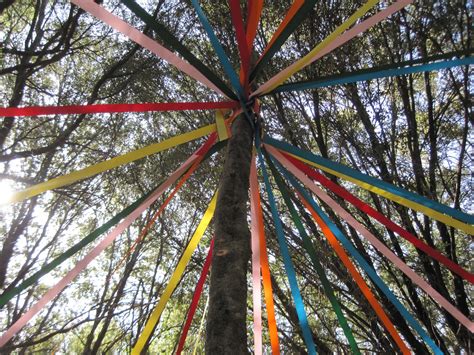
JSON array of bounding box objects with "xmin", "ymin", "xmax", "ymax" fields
[
  {"xmin": 256, "ymin": 134, "xmax": 317, "ymax": 355},
  {"xmin": 263, "ymin": 136, "xmax": 474, "ymax": 225},
  {"xmin": 264, "ymin": 149, "xmax": 360, "ymax": 354},
  {"xmin": 120, "ymin": 0, "xmax": 237, "ymax": 100},
  {"xmin": 191, "ymin": 0, "xmax": 244, "ymax": 99},
  {"xmin": 271, "ymin": 155, "xmax": 443, "ymax": 354},
  {"xmin": 271, "ymin": 56, "xmax": 474, "ymax": 94}
]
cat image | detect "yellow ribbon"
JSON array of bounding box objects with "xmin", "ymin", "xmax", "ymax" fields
[
  {"xmin": 287, "ymin": 153, "xmax": 474, "ymax": 235},
  {"xmin": 215, "ymin": 110, "xmax": 229, "ymax": 141},
  {"xmin": 7, "ymin": 124, "xmax": 217, "ymax": 204},
  {"xmin": 262, "ymin": 0, "xmax": 379, "ymax": 94},
  {"xmin": 132, "ymin": 192, "xmax": 218, "ymax": 354}
]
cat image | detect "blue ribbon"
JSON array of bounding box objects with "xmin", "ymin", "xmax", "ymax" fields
[
  {"xmin": 270, "ymin": 155, "xmax": 443, "ymax": 354},
  {"xmin": 191, "ymin": 0, "xmax": 244, "ymax": 99},
  {"xmin": 263, "ymin": 136, "xmax": 474, "ymax": 226},
  {"xmin": 272, "ymin": 57, "xmax": 474, "ymax": 93},
  {"xmin": 256, "ymin": 134, "xmax": 317, "ymax": 354}
]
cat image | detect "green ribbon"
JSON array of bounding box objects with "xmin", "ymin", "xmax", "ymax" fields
[
  {"xmin": 250, "ymin": 0, "xmax": 317, "ymax": 82},
  {"xmin": 0, "ymin": 191, "xmax": 151, "ymax": 308},
  {"xmin": 120, "ymin": 0, "xmax": 237, "ymax": 100},
  {"xmin": 264, "ymin": 149, "xmax": 360, "ymax": 354}
]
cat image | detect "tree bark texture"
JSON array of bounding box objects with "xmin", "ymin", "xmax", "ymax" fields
[{"xmin": 205, "ymin": 113, "xmax": 254, "ymax": 354}]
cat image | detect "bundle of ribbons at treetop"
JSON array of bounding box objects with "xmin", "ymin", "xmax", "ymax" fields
[{"xmin": 0, "ymin": 0, "xmax": 472, "ymax": 354}]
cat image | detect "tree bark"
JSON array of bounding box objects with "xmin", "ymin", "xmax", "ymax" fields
[{"xmin": 205, "ymin": 113, "xmax": 254, "ymax": 354}]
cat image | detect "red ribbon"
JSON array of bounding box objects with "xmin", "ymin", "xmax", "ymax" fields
[
  {"xmin": 282, "ymin": 152, "xmax": 474, "ymax": 284},
  {"xmin": 0, "ymin": 101, "xmax": 239, "ymax": 117},
  {"xmin": 176, "ymin": 238, "xmax": 214, "ymax": 354},
  {"xmin": 229, "ymin": 0, "xmax": 251, "ymax": 93}
]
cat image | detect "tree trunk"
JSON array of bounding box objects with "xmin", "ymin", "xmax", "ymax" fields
[{"xmin": 205, "ymin": 113, "xmax": 254, "ymax": 354}]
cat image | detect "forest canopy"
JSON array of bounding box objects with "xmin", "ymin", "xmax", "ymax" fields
[{"xmin": 0, "ymin": 0, "xmax": 472, "ymax": 353}]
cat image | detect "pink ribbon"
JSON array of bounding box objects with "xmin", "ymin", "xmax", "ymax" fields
[
  {"xmin": 249, "ymin": 154, "xmax": 263, "ymax": 355},
  {"xmin": 70, "ymin": 0, "xmax": 228, "ymax": 98},
  {"xmin": 0, "ymin": 143, "xmax": 211, "ymax": 346},
  {"xmin": 252, "ymin": 0, "xmax": 412, "ymax": 97},
  {"xmin": 267, "ymin": 145, "xmax": 474, "ymax": 333}
]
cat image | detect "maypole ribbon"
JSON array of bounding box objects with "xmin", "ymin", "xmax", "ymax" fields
[
  {"xmin": 252, "ymin": 0, "xmax": 412, "ymax": 96},
  {"xmin": 229, "ymin": 0, "xmax": 251, "ymax": 90},
  {"xmin": 256, "ymin": 144, "xmax": 317, "ymax": 355},
  {"xmin": 176, "ymin": 238, "xmax": 214, "ymax": 355},
  {"xmin": 70, "ymin": 0, "xmax": 229, "ymax": 97},
  {"xmin": 245, "ymin": 0, "xmax": 263, "ymax": 53},
  {"xmin": 216, "ymin": 110, "xmax": 230, "ymax": 142},
  {"xmin": 253, "ymin": 0, "xmax": 304, "ymax": 59},
  {"xmin": 119, "ymin": 0, "xmax": 237, "ymax": 100},
  {"xmin": 0, "ymin": 189, "xmax": 152, "ymax": 309},
  {"xmin": 268, "ymin": 151, "xmax": 443, "ymax": 354},
  {"xmin": 271, "ymin": 56, "xmax": 474, "ymax": 93},
  {"xmin": 265, "ymin": 151, "xmax": 360, "ymax": 354},
  {"xmin": 249, "ymin": 154, "xmax": 281, "ymax": 354},
  {"xmin": 0, "ymin": 147, "xmax": 202, "ymax": 347},
  {"xmin": 111, "ymin": 134, "xmax": 220, "ymax": 274},
  {"xmin": 250, "ymin": 0, "xmax": 316, "ymax": 81},
  {"xmin": 191, "ymin": 0, "xmax": 244, "ymax": 99},
  {"xmin": 6, "ymin": 122, "xmax": 217, "ymax": 204},
  {"xmin": 264, "ymin": 136, "xmax": 474, "ymax": 234},
  {"xmin": 249, "ymin": 154, "xmax": 263, "ymax": 355},
  {"xmin": 132, "ymin": 192, "xmax": 218, "ymax": 354},
  {"xmin": 279, "ymin": 151, "xmax": 474, "ymax": 283},
  {"xmin": 268, "ymin": 147, "xmax": 474, "ymax": 333},
  {"xmin": 0, "ymin": 101, "xmax": 238, "ymax": 118},
  {"xmin": 291, "ymin": 190, "xmax": 410, "ymax": 353}
]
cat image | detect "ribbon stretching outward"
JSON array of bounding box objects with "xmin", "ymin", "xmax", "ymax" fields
[
  {"xmin": 271, "ymin": 55, "xmax": 474, "ymax": 93},
  {"xmin": 249, "ymin": 154, "xmax": 281, "ymax": 354},
  {"xmin": 191, "ymin": 0, "xmax": 244, "ymax": 99},
  {"xmin": 0, "ymin": 189, "xmax": 152, "ymax": 309},
  {"xmin": 176, "ymin": 239, "xmax": 214, "ymax": 355},
  {"xmin": 265, "ymin": 151, "xmax": 361, "ymax": 354},
  {"xmin": 245, "ymin": 0, "xmax": 263, "ymax": 53},
  {"xmin": 70, "ymin": 0, "xmax": 228, "ymax": 97},
  {"xmin": 264, "ymin": 136, "xmax": 474, "ymax": 234},
  {"xmin": 0, "ymin": 142, "xmax": 208, "ymax": 347},
  {"xmin": 229, "ymin": 0, "xmax": 251, "ymax": 90},
  {"xmin": 256, "ymin": 143, "xmax": 317, "ymax": 355},
  {"xmin": 6, "ymin": 122, "xmax": 217, "ymax": 204},
  {"xmin": 249, "ymin": 155, "xmax": 263, "ymax": 355},
  {"xmin": 268, "ymin": 147, "xmax": 474, "ymax": 333},
  {"xmin": 277, "ymin": 151, "xmax": 474, "ymax": 283},
  {"xmin": 118, "ymin": 0, "xmax": 237, "ymax": 100},
  {"xmin": 284, "ymin": 184, "xmax": 411, "ymax": 352},
  {"xmin": 252, "ymin": 0, "xmax": 413, "ymax": 96},
  {"xmin": 111, "ymin": 134, "xmax": 221, "ymax": 274},
  {"xmin": 268, "ymin": 156, "xmax": 443, "ymax": 355},
  {"xmin": 132, "ymin": 192, "xmax": 218, "ymax": 354},
  {"xmin": 0, "ymin": 101, "xmax": 238, "ymax": 118},
  {"xmin": 250, "ymin": 0, "xmax": 316, "ymax": 81}
]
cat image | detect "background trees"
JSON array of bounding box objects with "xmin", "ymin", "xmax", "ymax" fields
[{"xmin": 0, "ymin": 0, "xmax": 472, "ymax": 353}]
